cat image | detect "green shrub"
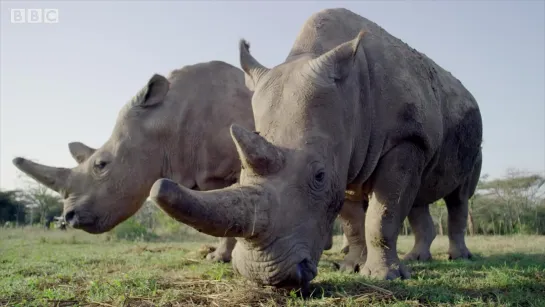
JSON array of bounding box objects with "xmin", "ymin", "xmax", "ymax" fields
[{"xmin": 112, "ymin": 217, "xmax": 157, "ymax": 241}]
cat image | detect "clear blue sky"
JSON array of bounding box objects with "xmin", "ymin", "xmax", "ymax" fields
[{"xmin": 1, "ymin": 1, "xmax": 544, "ymax": 190}]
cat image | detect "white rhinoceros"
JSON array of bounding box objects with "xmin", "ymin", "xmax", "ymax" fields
[
  {"xmin": 149, "ymin": 8, "xmax": 483, "ymax": 292},
  {"xmin": 12, "ymin": 61, "xmax": 256, "ymax": 262}
]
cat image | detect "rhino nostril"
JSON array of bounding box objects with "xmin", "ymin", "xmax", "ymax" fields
[
  {"xmin": 299, "ymin": 259, "xmax": 317, "ymax": 278},
  {"xmin": 296, "ymin": 259, "xmax": 317, "ymax": 298},
  {"xmin": 64, "ymin": 210, "xmax": 78, "ymax": 227}
]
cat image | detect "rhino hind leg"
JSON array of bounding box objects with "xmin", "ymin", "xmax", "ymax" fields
[
  {"xmin": 206, "ymin": 237, "xmax": 237, "ymax": 262},
  {"xmin": 337, "ymin": 199, "xmax": 368, "ymax": 273},
  {"xmin": 403, "ymin": 204, "xmax": 436, "ymax": 261},
  {"xmin": 444, "ymin": 190, "xmax": 472, "ymax": 260},
  {"xmin": 444, "ymin": 152, "xmax": 481, "ymax": 260}
]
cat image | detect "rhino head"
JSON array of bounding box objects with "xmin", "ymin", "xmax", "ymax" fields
[
  {"xmin": 149, "ymin": 33, "xmax": 367, "ymax": 290},
  {"xmin": 13, "ymin": 74, "xmax": 171, "ymax": 233}
]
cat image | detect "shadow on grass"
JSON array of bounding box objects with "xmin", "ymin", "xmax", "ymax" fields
[{"xmin": 303, "ymin": 252, "xmax": 545, "ymax": 306}]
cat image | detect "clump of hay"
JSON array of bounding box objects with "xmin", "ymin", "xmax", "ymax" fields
[{"xmin": 78, "ymin": 276, "xmax": 394, "ymax": 307}]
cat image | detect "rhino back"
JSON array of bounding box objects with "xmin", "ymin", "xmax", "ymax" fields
[
  {"xmin": 288, "ymin": 8, "xmax": 480, "ymax": 120},
  {"xmin": 287, "ymin": 8, "xmax": 402, "ymax": 60}
]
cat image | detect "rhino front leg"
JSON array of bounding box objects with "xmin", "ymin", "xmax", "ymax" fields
[
  {"xmin": 403, "ymin": 204, "xmax": 436, "ymax": 261},
  {"xmin": 197, "ymin": 178, "xmax": 238, "ymax": 263},
  {"xmin": 360, "ymin": 143, "xmax": 425, "ymax": 280},
  {"xmin": 338, "ymin": 199, "xmax": 368, "ymax": 273},
  {"xmin": 206, "ymin": 237, "xmax": 237, "ymax": 262},
  {"xmin": 324, "ymin": 228, "xmax": 334, "ymax": 250}
]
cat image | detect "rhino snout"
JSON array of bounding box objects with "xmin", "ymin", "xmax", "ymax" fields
[
  {"xmin": 63, "ymin": 209, "xmax": 78, "ymax": 228},
  {"xmin": 63, "ymin": 208, "xmax": 103, "ymax": 233}
]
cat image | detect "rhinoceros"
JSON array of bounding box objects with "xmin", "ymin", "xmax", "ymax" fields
[
  {"xmin": 12, "ymin": 60, "xmax": 257, "ymax": 262},
  {"xmin": 149, "ymin": 7, "xmax": 483, "ymax": 290}
]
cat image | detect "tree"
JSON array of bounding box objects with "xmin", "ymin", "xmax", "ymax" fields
[
  {"xmin": 463, "ymin": 169, "xmax": 545, "ymax": 235},
  {"xmin": 133, "ymin": 199, "xmax": 160, "ymax": 230},
  {"xmin": 0, "ymin": 189, "xmax": 28, "ymax": 226},
  {"xmin": 430, "ymin": 199, "xmax": 447, "ymax": 236},
  {"xmin": 416, "ymin": 170, "xmax": 545, "ymax": 236},
  {"xmin": 17, "ymin": 175, "xmax": 63, "ymax": 227}
]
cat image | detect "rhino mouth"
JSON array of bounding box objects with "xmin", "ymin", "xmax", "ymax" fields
[
  {"xmin": 75, "ymin": 220, "xmax": 103, "ymax": 234},
  {"xmin": 231, "ymin": 232, "xmax": 318, "ymax": 295},
  {"xmin": 63, "ymin": 209, "xmax": 102, "ymax": 232},
  {"xmin": 273, "ymin": 258, "xmax": 317, "ymax": 291}
]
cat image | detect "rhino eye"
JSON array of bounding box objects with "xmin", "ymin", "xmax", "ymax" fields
[
  {"xmin": 93, "ymin": 160, "xmax": 108, "ymax": 171},
  {"xmin": 309, "ymin": 162, "xmax": 326, "ymax": 191},
  {"xmin": 314, "ymin": 170, "xmax": 325, "ymax": 183}
]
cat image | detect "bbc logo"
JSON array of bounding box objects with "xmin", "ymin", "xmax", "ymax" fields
[{"xmin": 11, "ymin": 9, "xmax": 59, "ymax": 24}]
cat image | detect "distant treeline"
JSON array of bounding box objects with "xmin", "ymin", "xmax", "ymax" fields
[{"xmin": 2, "ymin": 168, "xmax": 544, "ymax": 240}]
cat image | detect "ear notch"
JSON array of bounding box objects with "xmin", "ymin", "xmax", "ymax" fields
[
  {"xmin": 131, "ymin": 74, "xmax": 170, "ymax": 107},
  {"xmin": 307, "ymin": 30, "xmax": 367, "ymax": 83},
  {"xmin": 68, "ymin": 142, "xmax": 96, "ymax": 164},
  {"xmin": 239, "ymin": 39, "xmax": 270, "ymax": 91}
]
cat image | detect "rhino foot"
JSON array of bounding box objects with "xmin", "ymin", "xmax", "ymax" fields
[
  {"xmin": 206, "ymin": 249, "xmax": 232, "ymax": 263},
  {"xmin": 205, "ymin": 238, "xmax": 236, "ymax": 263},
  {"xmin": 338, "ymin": 252, "xmax": 366, "ymax": 273},
  {"xmin": 403, "ymin": 248, "xmax": 432, "ymax": 262},
  {"xmin": 360, "ymin": 259, "xmax": 411, "ymax": 280},
  {"xmin": 448, "ymin": 247, "xmax": 473, "ymax": 260}
]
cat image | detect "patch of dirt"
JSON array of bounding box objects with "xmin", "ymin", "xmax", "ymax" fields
[{"xmin": 125, "ymin": 245, "xmax": 190, "ymax": 254}]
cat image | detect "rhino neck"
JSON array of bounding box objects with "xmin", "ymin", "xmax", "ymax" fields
[
  {"xmin": 155, "ymin": 101, "xmax": 192, "ymax": 187},
  {"xmin": 156, "ymin": 104, "xmax": 205, "ymax": 189},
  {"xmin": 159, "ymin": 149, "xmax": 177, "ymax": 182},
  {"xmin": 158, "ymin": 138, "xmax": 197, "ymax": 188}
]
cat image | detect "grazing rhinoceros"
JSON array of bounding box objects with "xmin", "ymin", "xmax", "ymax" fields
[
  {"xmin": 149, "ymin": 7, "xmax": 483, "ymax": 290},
  {"xmin": 12, "ymin": 60, "xmax": 257, "ymax": 262}
]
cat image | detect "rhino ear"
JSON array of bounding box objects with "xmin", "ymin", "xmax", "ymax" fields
[
  {"xmin": 68, "ymin": 142, "xmax": 96, "ymax": 164},
  {"xmin": 239, "ymin": 39, "xmax": 269, "ymax": 91},
  {"xmin": 131, "ymin": 74, "xmax": 170, "ymax": 108},
  {"xmin": 308, "ymin": 30, "xmax": 367, "ymax": 83}
]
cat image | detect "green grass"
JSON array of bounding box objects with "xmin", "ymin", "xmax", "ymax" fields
[{"xmin": 1, "ymin": 228, "xmax": 544, "ymax": 306}]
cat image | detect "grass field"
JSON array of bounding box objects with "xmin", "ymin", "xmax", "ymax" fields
[{"xmin": 1, "ymin": 228, "xmax": 544, "ymax": 306}]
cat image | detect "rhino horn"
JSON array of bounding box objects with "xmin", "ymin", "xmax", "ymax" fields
[
  {"xmin": 230, "ymin": 124, "xmax": 285, "ymax": 176},
  {"xmin": 149, "ymin": 178, "xmax": 270, "ymax": 238},
  {"xmin": 239, "ymin": 39, "xmax": 270, "ymax": 90},
  {"xmin": 12, "ymin": 157, "xmax": 70, "ymax": 193}
]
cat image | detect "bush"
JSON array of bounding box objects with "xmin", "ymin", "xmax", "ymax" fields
[{"xmin": 112, "ymin": 217, "xmax": 158, "ymax": 241}]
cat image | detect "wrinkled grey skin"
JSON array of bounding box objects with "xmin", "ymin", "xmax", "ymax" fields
[
  {"xmin": 149, "ymin": 7, "xmax": 483, "ymax": 289},
  {"xmin": 12, "ymin": 61, "xmax": 257, "ymax": 262}
]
